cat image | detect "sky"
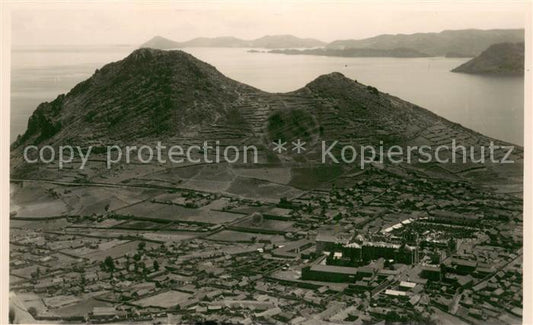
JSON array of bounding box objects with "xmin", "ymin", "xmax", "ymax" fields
[{"xmin": 8, "ymin": 0, "xmax": 530, "ymax": 46}]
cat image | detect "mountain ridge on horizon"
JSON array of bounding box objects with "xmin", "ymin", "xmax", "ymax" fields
[
  {"xmin": 325, "ymin": 28, "xmax": 524, "ymax": 57},
  {"xmin": 141, "ymin": 34, "xmax": 326, "ymax": 49},
  {"xmin": 140, "ymin": 28, "xmax": 524, "ymax": 57}
]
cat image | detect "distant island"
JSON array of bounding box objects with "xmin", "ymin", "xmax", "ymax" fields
[
  {"xmin": 452, "ymin": 42, "xmax": 524, "ymax": 75},
  {"xmin": 269, "ymin": 47, "xmax": 430, "ymax": 58},
  {"xmin": 325, "ymin": 29, "xmax": 524, "ymax": 57},
  {"xmin": 141, "ymin": 35, "xmax": 325, "ymax": 49},
  {"xmin": 142, "ymin": 29, "xmax": 524, "ymax": 61}
]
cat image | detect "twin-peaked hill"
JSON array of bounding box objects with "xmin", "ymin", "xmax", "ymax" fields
[{"xmin": 11, "ymin": 48, "xmax": 523, "ymax": 190}]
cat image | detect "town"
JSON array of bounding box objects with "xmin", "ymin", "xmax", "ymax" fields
[{"xmin": 10, "ymin": 166, "xmax": 523, "ymax": 324}]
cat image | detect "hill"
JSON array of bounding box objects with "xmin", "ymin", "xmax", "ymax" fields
[
  {"xmin": 11, "ymin": 49, "xmax": 522, "ymax": 193},
  {"xmin": 13, "ymin": 48, "xmax": 253, "ymax": 147},
  {"xmin": 451, "ymin": 42, "xmax": 524, "ymax": 75},
  {"xmin": 141, "ymin": 36, "xmax": 182, "ymax": 49},
  {"xmin": 140, "ymin": 35, "xmax": 325, "ymax": 49},
  {"xmin": 9, "ymin": 48, "xmax": 488, "ymax": 149},
  {"xmin": 326, "ymin": 29, "xmax": 524, "ymax": 57}
]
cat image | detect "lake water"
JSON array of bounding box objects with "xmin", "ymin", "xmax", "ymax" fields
[{"xmin": 11, "ymin": 46, "xmax": 524, "ymax": 145}]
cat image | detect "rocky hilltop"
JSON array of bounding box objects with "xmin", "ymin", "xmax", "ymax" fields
[
  {"xmin": 12, "ymin": 48, "xmax": 522, "ymax": 191},
  {"xmin": 452, "ymin": 42, "xmax": 524, "ymax": 75},
  {"xmin": 13, "ymin": 48, "xmax": 255, "ymax": 147}
]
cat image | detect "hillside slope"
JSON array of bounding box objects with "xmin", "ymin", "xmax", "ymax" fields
[
  {"xmin": 452, "ymin": 42, "xmax": 524, "ymax": 75},
  {"xmin": 11, "ymin": 48, "xmax": 522, "ymax": 191}
]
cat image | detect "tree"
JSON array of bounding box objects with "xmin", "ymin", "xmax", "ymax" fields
[
  {"xmin": 153, "ymin": 260, "xmax": 160, "ymax": 272},
  {"xmin": 278, "ymin": 197, "xmax": 291, "ymax": 208},
  {"xmin": 384, "ymin": 310, "xmax": 403, "ymax": 322},
  {"xmin": 138, "ymin": 261, "xmax": 147, "ymax": 276},
  {"xmin": 138, "ymin": 241, "xmax": 146, "ymax": 251},
  {"xmin": 125, "ymin": 255, "xmax": 131, "ymax": 270},
  {"xmin": 440, "ymin": 263, "xmax": 447, "ymax": 279},
  {"xmin": 448, "ymin": 237, "xmax": 457, "ymax": 253},
  {"xmin": 103, "ymin": 256, "xmax": 115, "ymax": 272}
]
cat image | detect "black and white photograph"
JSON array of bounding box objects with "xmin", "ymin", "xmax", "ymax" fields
[{"xmin": 1, "ymin": 0, "xmax": 531, "ymax": 324}]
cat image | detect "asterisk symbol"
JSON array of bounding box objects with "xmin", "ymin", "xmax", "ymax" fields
[
  {"xmin": 272, "ymin": 139, "xmax": 287, "ymax": 153},
  {"xmin": 292, "ymin": 139, "xmax": 306, "ymax": 154}
]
